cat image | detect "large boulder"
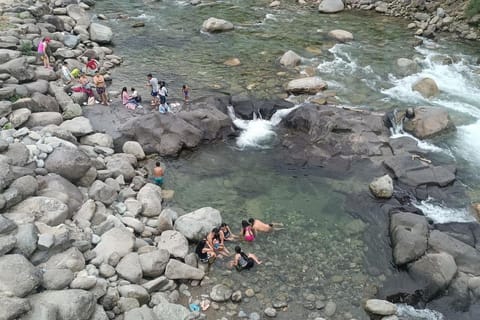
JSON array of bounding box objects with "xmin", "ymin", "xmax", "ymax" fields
[
  {"xmin": 0, "ymin": 294, "xmax": 31, "ymax": 320},
  {"xmin": 412, "ymin": 77, "xmax": 439, "ymax": 98},
  {"xmin": 0, "ymin": 254, "xmax": 41, "ymax": 297},
  {"xmin": 122, "ymin": 141, "xmax": 145, "ymax": 160},
  {"xmin": 210, "ymin": 284, "xmax": 233, "ymax": 302},
  {"xmin": 364, "ymin": 299, "xmax": 397, "ymax": 316},
  {"xmin": 124, "ymin": 306, "xmax": 157, "ymax": 320},
  {"xmin": 59, "ymin": 116, "xmax": 94, "ymax": 137},
  {"xmin": 92, "ymin": 227, "xmax": 135, "ymax": 264},
  {"xmin": 153, "ymin": 301, "xmax": 191, "ymax": 320},
  {"xmin": 137, "ymin": 183, "xmax": 162, "ymax": 217},
  {"xmin": 156, "ymin": 230, "xmax": 189, "ymax": 259},
  {"xmin": 20, "ymin": 289, "xmax": 95, "ymax": 320},
  {"xmin": 201, "ymin": 17, "xmax": 234, "ymax": 32},
  {"xmin": 105, "ymin": 154, "xmax": 136, "ymax": 182},
  {"xmin": 43, "ymin": 247, "xmax": 85, "ymax": 272},
  {"xmin": 174, "ymin": 207, "xmax": 222, "ymax": 241},
  {"xmin": 36, "ymin": 174, "xmax": 84, "ymax": 214},
  {"xmin": 164, "ymin": 259, "xmax": 205, "ymax": 280},
  {"xmin": 44, "ymin": 147, "xmax": 92, "ymax": 183},
  {"xmin": 66, "ymin": 4, "xmax": 90, "ymax": 27},
  {"xmin": 8, "ymin": 108, "xmax": 31, "ymax": 128},
  {"xmin": 403, "ymin": 107, "xmax": 454, "ymax": 139},
  {"xmin": 318, "ymin": 0, "xmax": 345, "ymax": 13},
  {"xmin": 0, "ymin": 58, "xmax": 35, "ymax": 83},
  {"xmin": 31, "ymin": 92, "xmax": 60, "ymax": 113},
  {"xmin": 1, "ymin": 142, "xmax": 30, "ymax": 167},
  {"xmin": 369, "ymin": 174, "xmax": 393, "ymax": 198},
  {"xmin": 429, "ymin": 230, "xmax": 480, "ymax": 275},
  {"xmin": 396, "ymin": 58, "xmax": 419, "ymax": 76},
  {"xmin": 24, "ymin": 112, "xmax": 64, "ymax": 128},
  {"xmin": 89, "ymin": 180, "xmax": 117, "ymax": 205},
  {"xmin": 80, "ymin": 133, "xmax": 114, "ymax": 148},
  {"xmin": 328, "ymin": 29, "xmax": 354, "ymax": 42},
  {"xmin": 89, "ymin": 23, "xmax": 113, "ymax": 44},
  {"xmin": 139, "ymin": 249, "xmax": 170, "ymax": 278},
  {"xmin": 383, "ymin": 155, "xmax": 456, "ymax": 187},
  {"xmin": 408, "ymin": 252, "xmax": 457, "ymax": 299},
  {"xmin": 390, "ymin": 212, "xmax": 428, "ymax": 266},
  {"xmin": 10, "ymin": 196, "xmax": 69, "ymax": 226},
  {"xmin": 118, "ymin": 284, "xmax": 149, "ymax": 305},
  {"xmin": 285, "ymin": 77, "xmax": 328, "ymax": 95}
]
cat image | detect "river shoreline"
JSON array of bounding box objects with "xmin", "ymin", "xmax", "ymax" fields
[{"xmin": 0, "ymin": 1, "xmax": 480, "ymax": 320}]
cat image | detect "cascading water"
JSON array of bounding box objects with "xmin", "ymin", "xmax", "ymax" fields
[
  {"xmin": 396, "ymin": 304, "xmax": 445, "ymax": 320},
  {"xmin": 227, "ymin": 105, "xmax": 299, "ymax": 149}
]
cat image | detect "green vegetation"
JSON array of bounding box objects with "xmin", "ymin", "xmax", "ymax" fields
[
  {"xmin": 20, "ymin": 41, "xmax": 34, "ymax": 56},
  {"xmin": 2, "ymin": 123, "xmax": 13, "ymax": 130},
  {"xmin": 8, "ymin": 94, "xmax": 21, "ymax": 103},
  {"xmin": 467, "ymin": 0, "xmax": 480, "ymax": 18}
]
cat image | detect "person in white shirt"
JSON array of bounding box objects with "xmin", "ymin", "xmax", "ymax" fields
[
  {"xmin": 146, "ymin": 74, "xmax": 159, "ymax": 107},
  {"xmin": 158, "ymin": 81, "xmax": 169, "ymax": 113}
]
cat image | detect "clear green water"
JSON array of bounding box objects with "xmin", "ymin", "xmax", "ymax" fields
[{"xmin": 93, "ymin": 0, "xmax": 480, "ymax": 318}]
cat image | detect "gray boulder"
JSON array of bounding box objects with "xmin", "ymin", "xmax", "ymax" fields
[
  {"xmin": 45, "ymin": 147, "xmax": 92, "ymax": 183},
  {"xmin": 118, "ymin": 284, "xmax": 150, "ymax": 305},
  {"xmin": 318, "ymin": 0, "xmax": 345, "ymax": 13},
  {"xmin": 0, "ymin": 215, "xmax": 16, "ymax": 234},
  {"xmin": 31, "ymin": 92, "xmax": 60, "ymax": 113},
  {"xmin": 124, "ymin": 305, "xmax": 157, "ymax": 320},
  {"xmin": 0, "ymin": 101, "xmax": 12, "ymax": 117},
  {"xmin": 328, "ymin": 29, "xmax": 354, "ymax": 42},
  {"xmin": 0, "ymin": 294, "xmax": 31, "ymax": 320},
  {"xmin": 59, "ymin": 116, "xmax": 94, "ymax": 137},
  {"xmin": 396, "ymin": 58, "xmax": 419, "ymax": 76},
  {"xmin": 62, "ymin": 103, "xmax": 83, "ymax": 120},
  {"xmin": 37, "ymin": 174, "xmax": 84, "ymax": 214},
  {"xmin": 1, "ymin": 142, "xmax": 30, "ymax": 166},
  {"xmin": 210, "ymin": 284, "xmax": 233, "ymax": 302},
  {"xmin": 89, "ymin": 23, "xmax": 113, "ymax": 44},
  {"xmin": 174, "ymin": 207, "xmax": 222, "ymax": 241},
  {"xmin": 8, "ymin": 108, "xmax": 31, "ymax": 128},
  {"xmin": 122, "ymin": 141, "xmax": 145, "ymax": 160},
  {"xmin": 279, "ymin": 50, "xmax": 302, "ymax": 67},
  {"xmin": 0, "ymin": 58, "xmax": 35, "ymax": 83},
  {"xmin": 390, "ymin": 212, "xmax": 428, "ymax": 265},
  {"xmin": 137, "ymin": 183, "xmax": 162, "ymax": 217},
  {"xmin": 92, "ymin": 227, "xmax": 135, "ymax": 264},
  {"xmin": 89, "ymin": 180, "xmax": 117, "ymax": 205},
  {"xmin": 116, "ymin": 252, "xmax": 143, "ymax": 284},
  {"xmin": 24, "ymin": 112, "xmax": 63, "ymax": 128},
  {"xmin": 20, "ymin": 289, "xmax": 95, "ymax": 320},
  {"xmin": 41, "ymin": 268, "xmax": 74, "ymax": 290},
  {"xmin": 369, "ymin": 174, "xmax": 393, "ymax": 198},
  {"xmin": 0, "ymin": 254, "xmax": 40, "ymax": 297},
  {"xmin": 164, "ymin": 259, "xmax": 205, "ymax": 280},
  {"xmin": 13, "ymin": 223, "xmax": 38, "ymax": 258},
  {"xmin": 285, "ymin": 77, "xmax": 328, "ymax": 95},
  {"xmin": 105, "ymin": 154, "xmax": 136, "ymax": 181},
  {"xmin": 139, "ymin": 249, "xmax": 170, "ymax": 278},
  {"xmin": 10, "ymin": 196, "xmax": 69, "ymax": 226},
  {"xmin": 66, "ymin": 4, "xmax": 90, "ymax": 27},
  {"xmin": 403, "ymin": 107, "xmax": 454, "ymax": 139},
  {"xmin": 153, "ymin": 302, "xmax": 191, "ymax": 320},
  {"xmin": 409, "ymin": 252, "xmax": 457, "ymax": 299},
  {"xmin": 0, "ymin": 235, "xmax": 16, "ymax": 256},
  {"xmin": 364, "ymin": 299, "xmax": 397, "ymax": 316},
  {"xmin": 80, "ymin": 133, "xmax": 114, "ymax": 148},
  {"xmin": 43, "ymin": 247, "xmax": 85, "ymax": 272},
  {"xmin": 201, "ymin": 17, "xmax": 234, "ymax": 32},
  {"xmin": 156, "ymin": 230, "xmax": 188, "ymax": 259}
]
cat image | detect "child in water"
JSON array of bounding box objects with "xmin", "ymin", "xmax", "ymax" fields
[{"xmin": 182, "ymin": 84, "xmax": 189, "ymax": 102}]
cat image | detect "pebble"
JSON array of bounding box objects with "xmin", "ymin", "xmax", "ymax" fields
[
  {"xmin": 28, "ymin": 131, "xmax": 41, "ymax": 140},
  {"xmin": 249, "ymin": 312, "xmax": 260, "ymax": 320},
  {"xmin": 264, "ymin": 307, "xmax": 277, "ymax": 317},
  {"xmin": 245, "ymin": 288, "xmax": 255, "ymax": 297},
  {"xmin": 324, "ymin": 301, "xmax": 336, "ymax": 316}
]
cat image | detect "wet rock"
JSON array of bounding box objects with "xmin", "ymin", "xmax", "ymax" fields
[
  {"xmin": 156, "ymin": 230, "xmax": 188, "ymax": 259},
  {"xmin": 280, "ymin": 50, "xmax": 302, "ymax": 67},
  {"xmin": 396, "ymin": 58, "xmax": 418, "ymax": 76},
  {"xmin": 328, "ymin": 29, "xmax": 354, "ymax": 42},
  {"xmin": 369, "ymin": 174, "xmax": 393, "ymax": 198},
  {"xmin": 92, "ymin": 227, "xmax": 135, "ymax": 264},
  {"xmin": 202, "ymin": 17, "xmax": 234, "ymax": 32},
  {"xmin": 390, "ymin": 212, "xmax": 428, "ymax": 265},
  {"xmin": 21, "ymin": 289, "xmax": 95, "ymax": 320},
  {"xmin": 164, "ymin": 259, "xmax": 205, "ymax": 280},
  {"xmin": 174, "ymin": 207, "xmax": 222, "ymax": 241},
  {"xmin": 89, "ymin": 23, "xmax": 113, "ymax": 44},
  {"xmin": 285, "ymin": 77, "xmax": 327, "ymax": 95},
  {"xmin": 409, "ymin": 252, "xmax": 457, "ymax": 299},
  {"xmin": 224, "ymin": 57, "xmax": 241, "ymax": 66},
  {"xmin": 412, "ymin": 77, "xmax": 439, "ymax": 98},
  {"xmin": 364, "ymin": 299, "xmax": 397, "ymax": 315},
  {"xmin": 403, "ymin": 106, "xmax": 454, "ymax": 139},
  {"xmin": 0, "ymin": 254, "xmax": 40, "ymax": 297},
  {"xmin": 210, "ymin": 284, "xmax": 233, "ymax": 302},
  {"xmin": 318, "ymin": 0, "xmax": 344, "ymax": 13}
]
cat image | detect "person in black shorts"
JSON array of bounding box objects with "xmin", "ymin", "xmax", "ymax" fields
[{"xmin": 230, "ymin": 246, "xmax": 262, "ymax": 271}]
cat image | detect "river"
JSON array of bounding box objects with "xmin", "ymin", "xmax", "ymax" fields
[{"xmin": 93, "ymin": 1, "xmax": 480, "ymax": 319}]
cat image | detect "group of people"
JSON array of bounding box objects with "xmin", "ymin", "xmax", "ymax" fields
[{"xmin": 195, "ymin": 218, "xmax": 283, "ymax": 272}]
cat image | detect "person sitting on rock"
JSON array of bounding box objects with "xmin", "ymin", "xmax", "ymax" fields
[
  {"xmin": 230, "ymin": 246, "xmax": 262, "ymax": 271},
  {"xmin": 248, "ymin": 218, "xmax": 284, "ymax": 234},
  {"xmin": 220, "ymin": 222, "xmax": 237, "ymax": 241},
  {"xmin": 152, "ymin": 161, "xmax": 164, "ymax": 186},
  {"xmin": 122, "ymin": 87, "xmax": 137, "ymax": 110},
  {"xmin": 195, "ymin": 238, "xmax": 216, "ymax": 264},
  {"xmin": 207, "ymin": 227, "xmax": 230, "ymax": 257}
]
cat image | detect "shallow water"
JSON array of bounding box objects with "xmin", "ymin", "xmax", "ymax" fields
[{"xmin": 93, "ymin": 0, "xmax": 480, "ymax": 318}]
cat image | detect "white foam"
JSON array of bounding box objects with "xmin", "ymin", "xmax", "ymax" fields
[
  {"xmin": 414, "ymin": 198, "xmax": 475, "ymax": 224},
  {"xmin": 396, "ymin": 304, "xmax": 445, "ymax": 320},
  {"xmin": 390, "ymin": 132, "xmax": 447, "ymax": 154},
  {"xmin": 455, "ymin": 120, "xmax": 480, "ymax": 164}
]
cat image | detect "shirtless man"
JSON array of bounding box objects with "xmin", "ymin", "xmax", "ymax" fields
[
  {"xmin": 93, "ymin": 71, "xmax": 109, "ymax": 106},
  {"xmin": 248, "ymin": 218, "xmax": 284, "ymax": 233},
  {"xmin": 153, "ymin": 162, "xmax": 164, "ymax": 186}
]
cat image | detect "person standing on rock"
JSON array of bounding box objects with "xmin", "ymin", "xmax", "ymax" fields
[
  {"xmin": 93, "ymin": 71, "xmax": 109, "ymax": 106},
  {"xmin": 146, "ymin": 74, "xmax": 160, "ymax": 107},
  {"xmin": 158, "ymin": 81, "xmax": 169, "ymax": 113},
  {"xmin": 37, "ymin": 37, "xmax": 51, "ymax": 69},
  {"xmin": 182, "ymin": 84, "xmax": 190, "ymax": 103},
  {"xmin": 152, "ymin": 161, "xmax": 164, "ymax": 186},
  {"xmin": 230, "ymin": 246, "xmax": 262, "ymax": 271}
]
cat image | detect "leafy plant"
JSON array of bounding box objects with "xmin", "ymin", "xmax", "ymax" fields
[
  {"xmin": 467, "ymin": 0, "xmax": 480, "ymax": 18},
  {"xmin": 20, "ymin": 41, "xmax": 33, "ymax": 56},
  {"xmin": 8, "ymin": 94, "xmax": 21, "ymax": 103},
  {"xmin": 2, "ymin": 122, "xmax": 13, "ymax": 130}
]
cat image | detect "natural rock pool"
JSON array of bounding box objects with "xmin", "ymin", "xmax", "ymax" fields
[{"xmin": 93, "ymin": 0, "xmax": 480, "ymax": 318}]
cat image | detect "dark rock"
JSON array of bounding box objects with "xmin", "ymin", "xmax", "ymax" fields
[{"xmin": 390, "ymin": 211, "xmax": 428, "ymax": 265}]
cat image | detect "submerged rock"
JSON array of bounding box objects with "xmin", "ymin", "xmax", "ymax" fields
[
  {"xmin": 202, "ymin": 17, "xmax": 234, "ymax": 33},
  {"xmin": 328, "ymin": 29, "xmax": 354, "ymax": 42},
  {"xmin": 280, "ymin": 50, "xmax": 302, "ymax": 67}
]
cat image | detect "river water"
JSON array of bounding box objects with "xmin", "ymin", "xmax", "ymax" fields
[{"xmin": 93, "ymin": 0, "xmax": 480, "ymax": 319}]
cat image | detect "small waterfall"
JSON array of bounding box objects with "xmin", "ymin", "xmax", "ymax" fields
[
  {"xmin": 227, "ymin": 104, "xmax": 300, "ymax": 149},
  {"xmin": 396, "ymin": 304, "xmax": 445, "ymax": 320},
  {"xmin": 413, "ymin": 197, "xmax": 475, "ymax": 224}
]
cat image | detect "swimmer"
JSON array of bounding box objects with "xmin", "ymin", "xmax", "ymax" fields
[
  {"xmin": 220, "ymin": 222, "xmax": 237, "ymax": 241},
  {"xmin": 248, "ymin": 218, "xmax": 284, "ymax": 233},
  {"xmin": 230, "ymin": 246, "xmax": 262, "ymax": 271},
  {"xmin": 241, "ymin": 220, "xmax": 255, "ymax": 242},
  {"xmin": 152, "ymin": 162, "xmax": 164, "ymax": 186}
]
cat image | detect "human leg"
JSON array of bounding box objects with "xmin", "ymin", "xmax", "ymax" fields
[{"xmin": 247, "ymin": 253, "xmax": 262, "ymax": 264}]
